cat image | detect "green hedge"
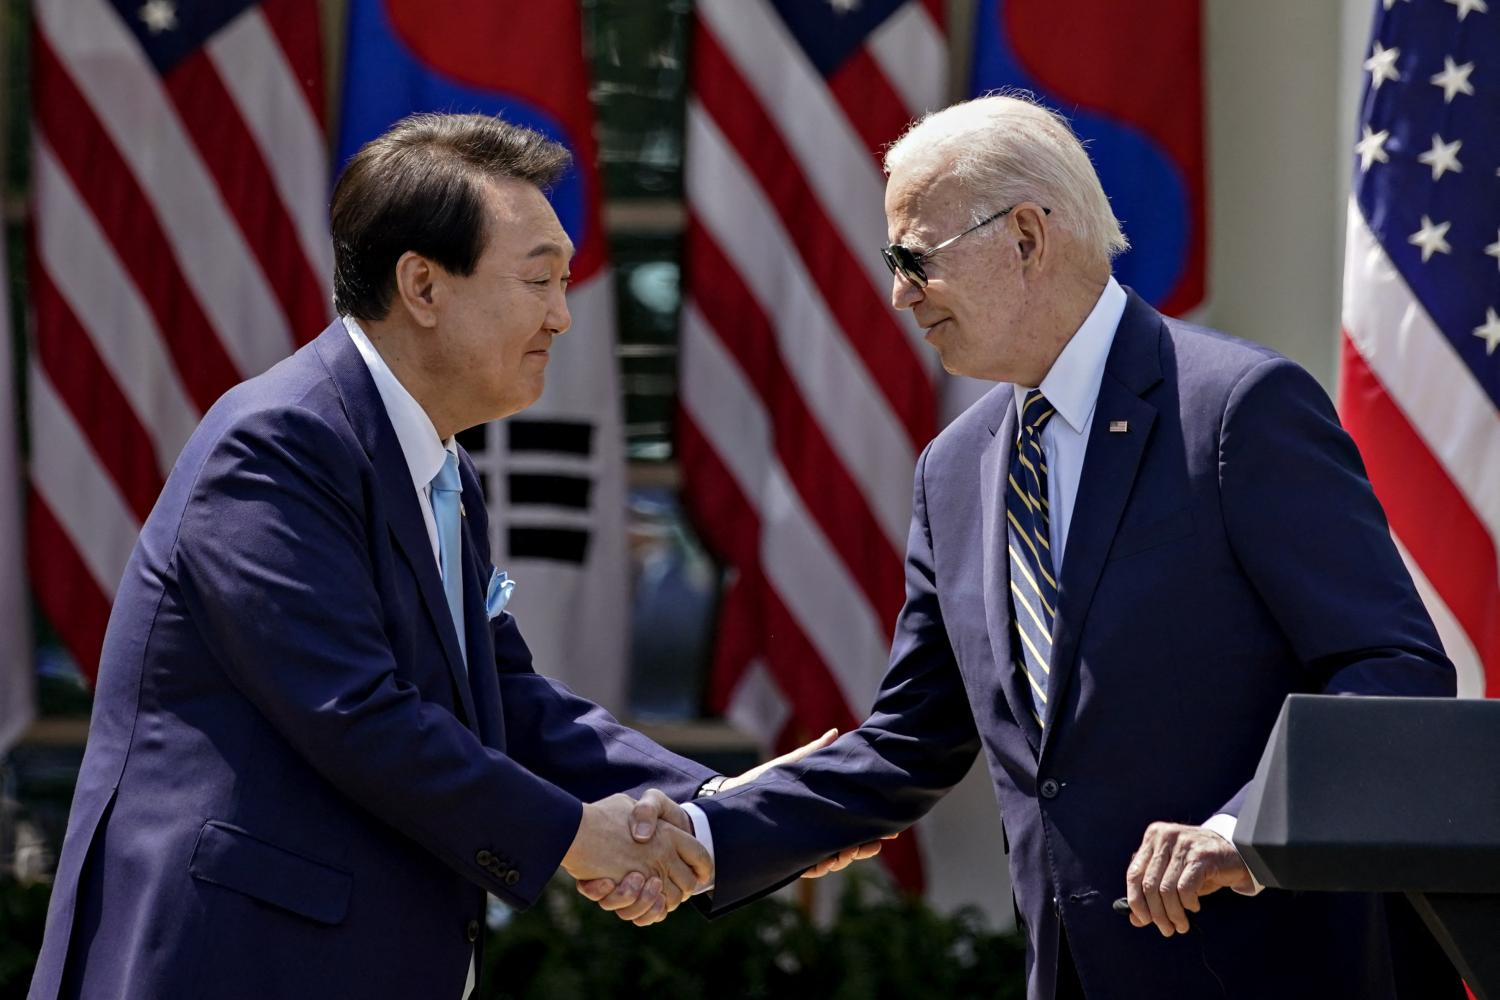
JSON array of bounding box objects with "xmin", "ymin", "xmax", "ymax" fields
[{"xmin": 1, "ymin": 872, "xmax": 1026, "ymax": 999}]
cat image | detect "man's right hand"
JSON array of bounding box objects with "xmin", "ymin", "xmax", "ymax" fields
[{"xmin": 559, "ymin": 793, "xmax": 713, "ymax": 926}]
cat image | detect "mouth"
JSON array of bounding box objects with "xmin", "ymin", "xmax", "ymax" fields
[{"xmin": 921, "ymin": 318, "xmax": 950, "ymax": 338}]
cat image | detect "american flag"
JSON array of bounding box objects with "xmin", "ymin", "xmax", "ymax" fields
[
  {"xmin": 27, "ymin": 0, "xmax": 329, "ymax": 681},
  {"xmin": 678, "ymin": 0, "xmax": 954, "ymax": 894},
  {"xmin": 1339, "ymin": 0, "xmax": 1500, "ymax": 700}
]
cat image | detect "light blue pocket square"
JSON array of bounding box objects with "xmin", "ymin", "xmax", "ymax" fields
[{"xmin": 485, "ymin": 570, "xmax": 516, "ymax": 620}]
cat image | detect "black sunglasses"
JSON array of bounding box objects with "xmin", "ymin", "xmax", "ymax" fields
[{"xmin": 881, "ymin": 205, "xmax": 1051, "ymax": 288}]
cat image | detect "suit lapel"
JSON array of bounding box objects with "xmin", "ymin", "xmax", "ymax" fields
[
  {"xmin": 981, "ymin": 389, "xmax": 1043, "ymax": 754},
  {"xmin": 458, "ymin": 460, "xmax": 506, "ymax": 749},
  {"xmin": 1044, "ymin": 293, "xmax": 1165, "ymax": 751},
  {"xmin": 312, "ymin": 323, "xmax": 480, "ymax": 730}
]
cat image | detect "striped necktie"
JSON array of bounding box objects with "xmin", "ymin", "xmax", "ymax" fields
[
  {"xmin": 1007, "ymin": 390, "xmax": 1058, "ymax": 729},
  {"xmin": 431, "ymin": 451, "xmax": 466, "ymax": 670}
]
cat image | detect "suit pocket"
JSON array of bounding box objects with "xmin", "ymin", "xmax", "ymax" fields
[
  {"xmin": 1107, "ymin": 508, "xmax": 1195, "ymax": 562},
  {"xmin": 189, "ymin": 820, "xmax": 352, "ymax": 926}
]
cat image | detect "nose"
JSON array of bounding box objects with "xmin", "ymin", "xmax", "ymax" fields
[
  {"xmin": 890, "ymin": 272, "xmax": 923, "ymax": 311},
  {"xmin": 548, "ymin": 286, "xmax": 572, "ymax": 335}
]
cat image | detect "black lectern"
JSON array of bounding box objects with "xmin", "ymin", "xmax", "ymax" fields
[{"xmin": 1235, "ymin": 695, "xmax": 1500, "ymax": 1000}]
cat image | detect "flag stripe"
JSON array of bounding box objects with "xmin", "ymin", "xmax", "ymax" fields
[
  {"xmin": 681, "ymin": 304, "xmax": 894, "ymax": 711},
  {"xmin": 32, "ymin": 36, "xmax": 242, "ymax": 414},
  {"xmin": 867, "ymin": 2, "xmax": 947, "ymax": 119},
  {"xmin": 686, "ymin": 108, "xmax": 915, "ymax": 552},
  {"xmin": 1394, "ymin": 535, "xmax": 1487, "ymax": 699},
  {"xmin": 31, "ymin": 0, "xmax": 327, "ymax": 683},
  {"xmin": 677, "ymin": 414, "xmax": 926, "ymax": 891},
  {"xmin": 207, "ymin": 5, "xmax": 335, "ymax": 301},
  {"xmin": 27, "ymin": 491, "xmax": 113, "ymax": 684},
  {"xmin": 697, "ymin": 0, "xmax": 936, "ymax": 370},
  {"xmin": 688, "ymin": 220, "xmax": 905, "ymax": 626},
  {"xmin": 685, "ymin": 0, "xmax": 952, "ymax": 895},
  {"xmin": 257, "ymin": 0, "xmax": 326, "ymax": 128},
  {"xmin": 31, "ymin": 263, "xmax": 165, "ymax": 521},
  {"xmin": 1338, "ymin": 333, "xmax": 1500, "ymax": 675},
  {"xmin": 29, "ymin": 366, "xmax": 141, "ymax": 599},
  {"xmin": 35, "ymin": 0, "xmax": 296, "ymax": 379},
  {"xmin": 163, "ymin": 48, "xmax": 330, "ymax": 343},
  {"xmin": 827, "ymin": 48, "xmax": 917, "ymax": 175},
  {"xmin": 1342, "ymin": 206, "xmax": 1500, "ymax": 539},
  {"xmin": 692, "ymin": 32, "xmax": 934, "ymax": 447},
  {"xmin": 31, "ymin": 140, "xmax": 202, "ymax": 468}
]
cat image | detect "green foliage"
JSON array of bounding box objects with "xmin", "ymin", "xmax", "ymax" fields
[
  {"xmin": 0, "ymin": 879, "xmax": 49, "ymax": 1000},
  {"xmin": 480, "ymin": 873, "xmax": 1026, "ymax": 1000},
  {"xmin": 0, "ymin": 871, "xmax": 1027, "ymax": 1000}
]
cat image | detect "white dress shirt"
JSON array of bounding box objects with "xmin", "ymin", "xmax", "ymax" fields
[
  {"xmin": 684, "ymin": 276, "xmax": 1258, "ymax": 894},
  {"xmin": 343, "ymin": 317, "xmax": 479, "ymax": 997}
]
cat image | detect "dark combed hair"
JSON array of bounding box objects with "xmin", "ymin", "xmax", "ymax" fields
[{"xmin": 330, "ymin": 113, "xmax": 572, "ymax": 321}]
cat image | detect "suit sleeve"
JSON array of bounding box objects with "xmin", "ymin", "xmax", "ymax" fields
[
  {"xmin": 173, "ymin": 406, "xmax": 581, "ymax": 909},
  {"xmin": 693, "ymin": 443, "xmax": 982, "ymax": 915},
  {"xmin": 489, "ymin": 614, "xmax": 714, "ymax": 804},
  {"xmin": 453, "ymin": 449, "xmax": 716, "ymax": 805},
  {"xmin": 1215, "ymin": 356, "xmax": 1455, "ymax": 816}
]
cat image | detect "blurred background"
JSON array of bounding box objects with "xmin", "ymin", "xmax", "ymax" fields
[{"xmin": 1, "ymin": 0, "xmax": 1496, "ymax": 995}]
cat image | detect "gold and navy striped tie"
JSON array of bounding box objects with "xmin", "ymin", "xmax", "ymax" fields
[{"xmin": 1008, "ymin": 390, "xmax": 1058, "ymax": 730}]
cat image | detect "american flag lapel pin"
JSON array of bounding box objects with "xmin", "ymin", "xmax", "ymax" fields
[{"xmin": 1109, "ymin": 420, "xmax": 1129, "ymax": 433}]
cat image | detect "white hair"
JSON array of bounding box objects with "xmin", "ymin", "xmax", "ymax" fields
[{"xmin": 884, "ymin": 92, "xmax": 1129, "ymax": 264}]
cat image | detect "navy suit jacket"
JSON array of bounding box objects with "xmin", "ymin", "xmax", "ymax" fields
[
  {"xmin": 695, "ymin": 291, "xmax": 1455, "ymax": 1000},
  {"xmin": 30, "ymin": 322, "xmax": 714, "ymax": 1000}
]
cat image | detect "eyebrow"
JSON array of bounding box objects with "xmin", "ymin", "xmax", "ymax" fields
[{"xmin": 526, "ymin": 240, "xmax": 574, "ymax": 260}]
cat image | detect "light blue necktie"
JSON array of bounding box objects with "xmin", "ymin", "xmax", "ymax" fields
[{"xmin": 431, "ymin": 451, "xmax": 466, "ymax": 670}]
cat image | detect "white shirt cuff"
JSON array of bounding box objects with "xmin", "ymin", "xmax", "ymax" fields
[
  {"xmin": 1201, "ymin": 813, "xmax": 1264, "ymax": 895},
  {"xmin": 681, "ymin": 801, "xmax": 716, "ymax": 894}
]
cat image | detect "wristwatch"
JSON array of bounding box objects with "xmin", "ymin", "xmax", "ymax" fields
[{"xmin": 694, "ymin": 775, "xmax": 728, "ymax": 798}]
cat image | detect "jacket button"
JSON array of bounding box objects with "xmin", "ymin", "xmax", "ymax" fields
[
  {"xmin": 465, "ymin": 919, "xmax": 480, "ymax": 943},
  {"xmin": 504, "ymin": 870, "xmax": 521, "ymax": 887},
  {"xmin": 476, "ymin": 850, "xmax": 493, "ymax": 866},
  {"xmin": 1053, "ymin": 895, "xmax": 1063, "ymax": 916},
  {"xmin": 1039, "ymin": 778, "xmax": 1060, "ymax": 799}
]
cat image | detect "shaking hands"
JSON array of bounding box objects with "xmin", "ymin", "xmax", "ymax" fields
[
  {"xmin": 571, "ymin": 729, "xmax": 898, "ymax": 926},
  {"xmin": 560, "ymin": 791, "xmax": 712, "ymax": 926}
]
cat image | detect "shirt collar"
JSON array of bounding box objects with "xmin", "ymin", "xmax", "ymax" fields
[
  {"xmin": 1013, "ymin": 276, "xmax": 1127, "ymax": 434},
  {"xmin": 342, "ymin": 316, "xmax": 455, "ymax": 493}
]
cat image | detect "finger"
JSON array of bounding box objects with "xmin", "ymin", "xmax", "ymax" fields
[
  {"xmin": 595, "ymin": 872, "xmax": 647, "ymax": 914},
  {"xmin": 1158, "ymin": 845, "xmax": 1191, "ymax": 934},
  {"xmin": 782, "ymin": 727, "xmax": 839, "ymax": 763},
  {"xmin": 633, "ymin": 890, "xmax": 669, "ymax": 927},
  {"xmin": 615, "ymin": 875, "xmax": 664, "ymax": 922},
  {"xmin": 1177, "ymin": 856, "xmax": 1208, "ymax": 914},
  {"xmin": 630, "ymin": 792, "xmax": 664, "ymax": 842},
  {"xmin": 576, "ymin": 878, "xmax": 615, "ymax": 902},
  {"xmin": 852, "ymin": 840, "xmax": 885, "ymax": 860},
  {"xmin": 800, "ymin": 858, "xmax": 835, "ymax": 879},
  {"xmin": 1124, "ymin": 840, "xmax": 1154, "ymax": 929},
  {"xmin": 662, "ymin": 846, "xmax": 700, "ymax": 902},
  {"xmin": 669, "ymin": 826, "xmax": 714, "ymax": 890},
  {"xmin": 1141, "ymin": 836, "xmax": 1176, "ymax": 937}
]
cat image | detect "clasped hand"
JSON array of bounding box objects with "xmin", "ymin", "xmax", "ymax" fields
[
  {"xmin": 571, "ymin": 729, "xmax": 897, "ymax": 926},
  {"xmin": 559, "ymin": 791, "xmax": 712, "ymax": 926}
]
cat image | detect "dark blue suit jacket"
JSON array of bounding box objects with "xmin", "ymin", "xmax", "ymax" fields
[
  {"xmin": 30, "ymin": 322, "xmax": 714, "ymax": 1000},
  {"xmin": 696, "ymin": 291, "xmax": 1455, "ymax": 1000}
]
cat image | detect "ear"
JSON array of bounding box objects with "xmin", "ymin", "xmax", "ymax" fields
[
  {"xmin": 1012, "ymin": 202, "xmax": 1050, "ymax": 272},
  {"xmin": 393, "ymin": 251, "xmax": 440, "ymax": 329}
]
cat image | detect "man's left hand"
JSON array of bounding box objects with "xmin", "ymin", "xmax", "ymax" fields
[{"xmin": 1124, "ymin": 822, "xmax": 1253, "ymax": 936}]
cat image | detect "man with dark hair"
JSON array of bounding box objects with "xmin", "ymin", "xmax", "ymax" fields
[{"xmin": 28, "ymin": 112, "xmax": 783, "ymax": 1000}]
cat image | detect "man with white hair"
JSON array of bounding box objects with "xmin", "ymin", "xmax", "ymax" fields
[{"xmin": 586, "ymin": 94, "xmax": 1455, "ymax": 998}]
